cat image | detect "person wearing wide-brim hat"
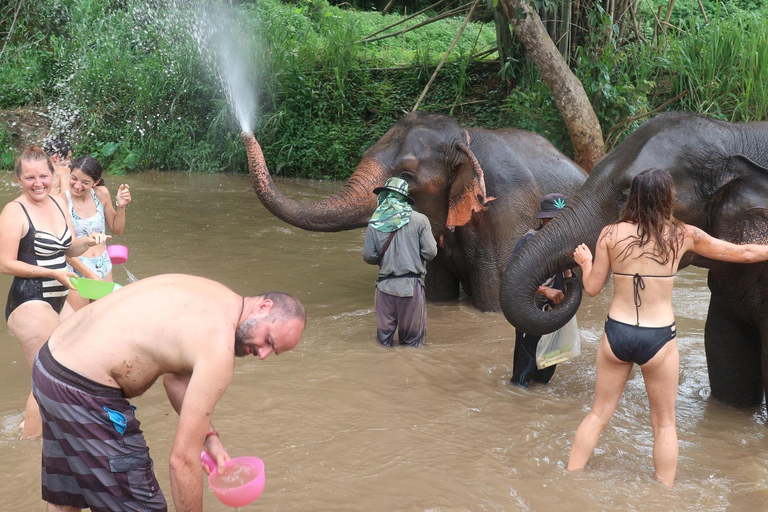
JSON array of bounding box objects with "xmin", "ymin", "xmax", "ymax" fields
[
  {"xmin": 363, "ymin": 177, "xmax": 437, "ymax": 347},
  {"xmin": 511, "ymin": 192, "xmax": 572, "ymax": 386}
]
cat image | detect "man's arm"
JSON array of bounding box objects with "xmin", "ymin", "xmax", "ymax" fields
[
  {"xmin": 163, "ymin": 374, "xmax": 229, "ymax": 470},
  {"xmin": 164, "ymin": 353, "xmax": 233, "ymax": 512},
  {"xmin": 419, "ymin": 217, "xmax": 437, "ymax": 261},
  {"xmin": 362, "ymin": 226, "xmax": 381, "ymax": 265}
]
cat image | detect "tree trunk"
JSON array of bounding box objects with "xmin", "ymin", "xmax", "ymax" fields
[
  {"xmin": 498, "ymin": 0, "xmax": 605, "ymax": 172},
  {"xmin": 489, "ymin": 0, "xmax": 513, "ymax": 72}
]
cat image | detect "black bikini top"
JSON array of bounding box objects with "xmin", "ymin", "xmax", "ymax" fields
[{"xmin": 613, "ymin": 271, "xmax": 675, "ymax": 325}]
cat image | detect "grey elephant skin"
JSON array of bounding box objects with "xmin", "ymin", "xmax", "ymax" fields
[
  {"xmin": 501, "ymin": 111, "xmax": 768, "ymax": 407},
  {"xmin": 242, "ymin": 111, "xmax": 587, "ymax": 312}
]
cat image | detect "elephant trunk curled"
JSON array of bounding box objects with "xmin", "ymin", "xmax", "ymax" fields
[
  {"xmin": 499, "ymin": 197, "xmax": 610, "ymax": 336},
  {"xmin": 241, "ymin": 131, "xmax": 384, "ymax": 232}
]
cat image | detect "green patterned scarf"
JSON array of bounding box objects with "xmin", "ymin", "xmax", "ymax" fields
[{"xmin": 369, "ymin": 190, "xmax": 412, "ymax": 232}]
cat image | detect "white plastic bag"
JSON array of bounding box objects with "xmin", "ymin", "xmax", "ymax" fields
[{"xmin": 536, "ymin": 316, "xmax": 581, "ymax": 369}]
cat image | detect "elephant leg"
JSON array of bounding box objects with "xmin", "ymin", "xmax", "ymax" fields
[
  {"xmin": 704, "ymin": 296, "xmax": 763, "ymax": 407},
  {"xmin": 425, "ymin": 257, "xmax": 460, "ymax": 302}
]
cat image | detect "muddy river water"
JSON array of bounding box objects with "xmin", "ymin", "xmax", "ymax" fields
[{"xmin": 0, "ymin": 171, "xmax": 766, "ymax": 511}]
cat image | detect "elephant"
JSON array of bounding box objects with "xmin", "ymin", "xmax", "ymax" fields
[
  {"xmin": 241, "ymin": 111, "xmax": 587, "ymax": 312},
  {"xmin": 500, "ymin": 111, "xmax": 768, "ymax": 407}
]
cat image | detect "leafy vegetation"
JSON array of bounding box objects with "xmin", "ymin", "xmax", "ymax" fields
[
  {"xmin": 1, "ymin": 0, "xmax": 767, "ymax": 175},
  {"xmin": 670, "ymin": 9, "xmax": 768, "ymax": 122}
]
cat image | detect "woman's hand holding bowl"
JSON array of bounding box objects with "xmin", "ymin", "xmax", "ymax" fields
[{"xmin": 53, "ymin": 269, "xmax": 79, "ymax": 290}]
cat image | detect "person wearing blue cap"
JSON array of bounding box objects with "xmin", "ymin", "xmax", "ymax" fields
[
  {"xmin": 511, "ymin": 193, "xmax": 571, "ymax": 386},
  {"xmin": 363, "ymin": 177, "xmax": 437, "ymax": 347}
]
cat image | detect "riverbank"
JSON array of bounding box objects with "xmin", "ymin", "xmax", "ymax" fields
[{"xmin": 1, "ymin": 0, "xmax": 766, "ymax": 176}]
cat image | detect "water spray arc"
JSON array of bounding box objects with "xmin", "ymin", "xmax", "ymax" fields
[{"xmin": 187, "ymin": 3, "xmax": 258, "ymax": 133}]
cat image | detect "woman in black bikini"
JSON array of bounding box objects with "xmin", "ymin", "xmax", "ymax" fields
[
  {"xmin": 567, "ymin": 168, "xmax": 768, "ymax": 486},
  {"xmin": 0, "ymin": 146, "xmax": 108, "ymax": 438}
]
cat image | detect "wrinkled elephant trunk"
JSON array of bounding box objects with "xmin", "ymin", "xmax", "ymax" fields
[
  {"xmin": 499, "ymin": 198, "xmax": 610, "ymax": 336},
  {"xmin": 241, "ymin": 131, "xmax": 384, "ymax": 232}
]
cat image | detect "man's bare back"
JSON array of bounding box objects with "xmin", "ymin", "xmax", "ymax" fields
[{"xmin": 50, "ymin": 274, "xmax": 243, "ymax": 397}]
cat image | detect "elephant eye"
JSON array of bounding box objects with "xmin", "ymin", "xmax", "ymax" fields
[
  {"xmin": 616, "ymin": 190, "xmax": 628, "ymax": 210},
  {"xmin": 399, "ymin": 172, "xmax": 416, "ymax": 183}
]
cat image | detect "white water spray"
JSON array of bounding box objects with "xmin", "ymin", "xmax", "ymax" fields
[
  {"xmin": 216, "ymin": 31, "xmax": 257, "ymax": 133},
  {"xmin": 189, "ymin": 5, "xmax": 258, "ymax": 133}
]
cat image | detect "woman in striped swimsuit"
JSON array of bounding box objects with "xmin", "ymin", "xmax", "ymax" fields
[{"xmin": 0, "ymin": 146, "xmax": 108, "ymax": 439}]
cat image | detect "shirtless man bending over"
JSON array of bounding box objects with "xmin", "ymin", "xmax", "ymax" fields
[{"xmin": 31, "ymin": 274, "xmax": 306, "ymax": 512}]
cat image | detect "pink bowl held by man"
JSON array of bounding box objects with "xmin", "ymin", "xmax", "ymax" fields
[{"xmin": 201, "ymin": 451, "xmax": 266, "ymax": 508}]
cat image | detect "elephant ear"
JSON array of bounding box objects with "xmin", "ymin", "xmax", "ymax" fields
[
  {"xmin": 710, "ymin": 154, "xmax": 768, "ymax": 244},
  {"xmin": 446, "ymin": 136, "xmax": 496, "ymax": 230}
]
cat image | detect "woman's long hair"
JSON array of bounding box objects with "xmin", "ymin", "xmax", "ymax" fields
[{"xmin": 614, "ymin": 168, "xmax": 684, "ymax": 265}]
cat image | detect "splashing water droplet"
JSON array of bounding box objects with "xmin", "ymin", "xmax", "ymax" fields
[{"xmin": 124, "ymin": 267, "xmax": 140, "ymax": 283}]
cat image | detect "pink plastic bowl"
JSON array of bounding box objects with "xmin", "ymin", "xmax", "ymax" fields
[
  {"xmin": 106, "ymin": 244, "xmax": 128, "ymax": 265},
  {"xmin": 201, "ymin": 452, "xmax": 265, "ymax": 508}
]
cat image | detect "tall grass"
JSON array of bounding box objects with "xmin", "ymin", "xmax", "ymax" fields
[{"xmin": 671, "ymin": 11, "xmax": 768, "ymax": 121}]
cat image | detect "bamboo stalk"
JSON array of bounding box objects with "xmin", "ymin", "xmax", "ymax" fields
[
  {"xmin": 664, "ymin": 0, "xmax": 676, "ymax": 25},
  {"xmin": 0, "ymin": 0, "xmax": 24, "ymax": 62},
  {"xmin": 629, "ymin": 0, "xmax": 647, "ymax": 43},
  {"xmin": 364, "ymin": 3, "xmax": 479, "ymax": 44},
  {"xmin": 643, "ymin": 0, "xmax": 664, "ymax": 40}
]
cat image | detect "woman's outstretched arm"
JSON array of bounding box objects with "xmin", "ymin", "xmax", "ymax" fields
[{"xmin": 686, "ymin": 225, "xmax": 768, "ymax": 263}]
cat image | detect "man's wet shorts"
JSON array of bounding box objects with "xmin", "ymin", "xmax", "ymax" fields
[{"xmin": 31, "ymin": 341, "xmax": 168, "ymax": 512}]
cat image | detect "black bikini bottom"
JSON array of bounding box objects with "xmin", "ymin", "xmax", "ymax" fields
[{"xmin": 604, "ymin": 316, "xmax": 677, "ymax": 365}]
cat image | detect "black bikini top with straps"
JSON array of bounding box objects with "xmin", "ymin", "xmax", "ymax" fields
[{"xmin": 613, "ymin": 271, "xmax": 676, "ymax": 326}]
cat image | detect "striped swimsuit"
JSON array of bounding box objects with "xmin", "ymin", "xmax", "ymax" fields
[{"xmin": 5, "ymin": 198, "xmax": 73, "ymax": 320}]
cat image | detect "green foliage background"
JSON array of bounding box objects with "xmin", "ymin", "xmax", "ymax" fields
[{"xmin": 1, "ymin": 0, "xmax": 767, "ymax": 176}]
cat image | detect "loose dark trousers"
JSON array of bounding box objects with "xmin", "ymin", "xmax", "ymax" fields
[
  {"xmin": 511, "ymin": 330, "xmax": 557, "ymax": 387},
  {"xmin": 375, "ymin": 282, "xmax": 427, "ymax": 347}
]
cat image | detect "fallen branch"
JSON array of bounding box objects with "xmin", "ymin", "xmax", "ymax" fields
[
  {"xmin": 364, "ymin": 2, "xmax": 480, "ymax": 44},
  {"xmin": 364, "ymin": 0, "xmax": 454, "ymax": 40},
  {"xmin": 471, "ymin": 46, "xmax": 498, "ymax": 60},
  {"xmin": 696, "ymin": 0, "xmax": 709, "ymax": 23},
  {"xmin": 412, "ymin": 0, "xmax": 481, "ymax": 112}
]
